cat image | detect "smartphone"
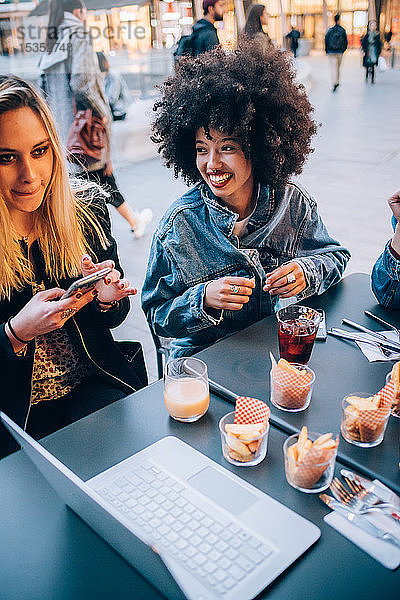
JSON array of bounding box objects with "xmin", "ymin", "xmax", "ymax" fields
[
  {"xmin": 316, "ymin": 309, "xmax": 327, "ymax": 341},
  {"xmin": 61, "ymin": 267, "xmax": 113, "ymax": 300}
]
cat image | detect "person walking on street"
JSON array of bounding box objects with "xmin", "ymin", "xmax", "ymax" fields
[
  {"xmin": 286, "ymin": 26, "xmax": 300, "ymax": 58},
  {"xmin": 243, "ymin": 4, "xmax": 272, "ymax": 48},
  {"xmin": 39, "ymin": 0, "xmax": 152, "ymax": 238},
  {"xmin": 191, "ymin": 0, "xmax": 225, "ymax": 56},
  {"xmin": 325, "ymin": 13, "xmax": 348, "ymax": 92},
  {"xmin": 361, "ymin": 21, "xmax": 382, "ymax": 84}
]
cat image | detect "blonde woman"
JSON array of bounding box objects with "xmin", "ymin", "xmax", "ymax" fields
[{"xmin": 0, "ymin": 76, "xmax": 147, "ymax": 458}]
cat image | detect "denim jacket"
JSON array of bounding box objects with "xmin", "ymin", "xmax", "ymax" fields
[
  {"xmin": 142, "ymin": 182, "xmax": 350, "ymax": 357},
  {"xmin": 371, "ymin": 217, "xmax": 400, "ymax": 307}
]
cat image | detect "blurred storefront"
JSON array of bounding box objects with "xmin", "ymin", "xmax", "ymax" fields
[
  {"xmin": 0, "ymin": 0, "xmax": 36, "ymax": 54},
  {"xmin": 265, "ymin": 0, "xmax": 369, "ymax": 49},
  {"xmin": 0, "ymin": 0, "xmax": 398, "ymax": 55}
]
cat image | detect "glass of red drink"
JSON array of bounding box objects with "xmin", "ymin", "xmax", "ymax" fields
[{"xmin": 277, "ymin": 306, "xmax": 321, "ymax": 364}]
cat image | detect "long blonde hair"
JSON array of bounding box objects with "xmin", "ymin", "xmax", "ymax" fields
[{"xmin": 0, "ymin": 76, "xmax": 108, "ymax": 301}]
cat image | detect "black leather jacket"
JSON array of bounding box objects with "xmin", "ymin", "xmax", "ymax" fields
[{"xmin": 0, "ymin": 198, "xmax": 147, "ymax": 458}]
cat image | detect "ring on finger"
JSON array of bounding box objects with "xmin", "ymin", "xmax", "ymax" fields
[
  {"xmin": 60, "ymin": 307, "xmax": 76, "ymax": 320},
  {"xmin": 287, "ymin": 273, "xmax": 296, "ymax": 284},
  {"xmin": 230, "ymin": 284, "xmax": 239, "ymax": 294}
]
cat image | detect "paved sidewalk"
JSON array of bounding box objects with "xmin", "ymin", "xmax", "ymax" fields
[{"xmin": 109, "ymin": 51, "xmax": 400, "ymax": 382}]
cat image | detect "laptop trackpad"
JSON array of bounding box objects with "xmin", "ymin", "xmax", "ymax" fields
[{"xmin": 188, "ymin": 466, "xmax": 258, "ymax": 515}]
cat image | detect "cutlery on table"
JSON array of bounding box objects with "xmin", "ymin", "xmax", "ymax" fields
[
  {"xmin": 340, "ymin": 469, "xmax": 400, "ymax": 507},
  {"xmin": 330, "ymin": 477, "xmax": 400, "ymax": 522},
  {"xmin": 364, "ymin": 311, "xmax": 400, "ymax": 341},
  {"xmin": 328, "ymin": 328, "xmax": 400, "ymax": 358},
  {"xmin": 319, "ymin": 494, "xmax": 400, "ymax": 549},
  {"xmin": 341, "ymin": 318, "xmax": 400, "ymax": 350}
]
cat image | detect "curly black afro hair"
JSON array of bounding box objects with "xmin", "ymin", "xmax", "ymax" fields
[{"xmin": 151, "ymin": 39, "xmax": 317, "ymax": 189}]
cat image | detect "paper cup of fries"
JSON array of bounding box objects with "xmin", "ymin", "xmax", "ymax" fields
[
  {"xmin": 341, "ymin": 392, "xmax": 391, "ymax": 447},
  {"xmin": 283, "ymin": 426, "xmax": 338, "ymax": 493},
  {"xmin": 386, "ymin": 365, "xmax": 400, "ymax": 418},
  {"xmin": 270, "ymin": 358, "xmax": 315, "ymax": 412},
  {"xmin": 219, "ymin": 412, "xmax": 269, "ymax": 466}
]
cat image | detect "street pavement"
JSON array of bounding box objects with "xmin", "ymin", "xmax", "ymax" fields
[{"xmin": 107, "ymin": 50, "xmax": 400, "ymax": 382}]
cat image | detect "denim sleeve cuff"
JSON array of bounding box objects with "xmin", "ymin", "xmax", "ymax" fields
[
  {"xmin": 383, "ymin": 241, "xmax": 400, "ymax": 280},
  {"xmin": 189, "ymin": 282, "xmax": 224, "ymax": 327},
  {"xmin": 289, "ymin": 258, "xmax": 316, "ymax": 300}
]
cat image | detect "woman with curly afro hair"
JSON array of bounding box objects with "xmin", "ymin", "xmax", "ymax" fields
[{"xmin": 142, "ymin": 40, "xmax": 350, "ymax": 358}]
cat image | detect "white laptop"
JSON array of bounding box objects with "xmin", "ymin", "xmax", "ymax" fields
[{"xmin": 1, "ymin": 411, "xmax": 320, "ymax": 600}]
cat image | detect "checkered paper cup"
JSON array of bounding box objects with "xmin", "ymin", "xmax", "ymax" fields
[
  {"xmin": 341, "ymin": 380, "xmax": 393, "ymax": 447},
  {"xmin": 270, "ymin": 362, "xmax": 315, "ymax": 412},
  {"xmin": 234, "ymin": 396, "xmax": 271, "ymax": 425},
  {"xmin": 284, "ymin": 432, "xmax": 339, "ymax": 493},
  {"xmin": 385, "ymin": 371, "xmax": 400, "ymax": 418},
  {"xmin": 219, "ymin": 397, "xmax": 270, "ymax": 466}
]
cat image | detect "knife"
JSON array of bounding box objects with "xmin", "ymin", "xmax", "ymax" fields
[
  {"xmin": 364, "ymin": 311, "xmax": 400, "ymax": 338},
  {"xmin": 319, "ymin": 494, "xmax": 400, "ymax": 548},
  {"xmin": 341, "ymin": 319, "xmax": 400, "ymax": 351},
  {"xmin": 328, "ymin": 328, "xmax": 400, "ymax": 353},
  {"xmin": 340, "ymin": 469, "xmax": 400, "ymax": 507}
]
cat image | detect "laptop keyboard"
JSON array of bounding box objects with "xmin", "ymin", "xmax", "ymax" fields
[{"xmin": 95, "ymin": 460, "xmax": 274, "ymax": 596}]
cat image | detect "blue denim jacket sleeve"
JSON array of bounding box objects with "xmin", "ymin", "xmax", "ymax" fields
[
  {"xmin": 141, "ymin": 234, "xmax": 223, "ymax": 338},
  {"xmin": 371, "ymin": 217, "xmax": 400, "ymax": 307},
  {"xmin": 290, "ymin": 193, "xmax": 351, "ymax": 301}
]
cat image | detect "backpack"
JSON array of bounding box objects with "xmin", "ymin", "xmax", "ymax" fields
[
  {"xmin": 173, "ymin": 32, "xmax": 196, "ymax": 62},
  {"xmin": 328, "ymin": 27, "xmax": 345, "ymax": 52}
]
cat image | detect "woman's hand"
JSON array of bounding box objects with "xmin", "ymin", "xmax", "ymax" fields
[
  {"xmin": 388, "ymin": 191, "xmax": 400, "ymax": 255},
  {"xmin": 388, "ymin": 190, "xmax": 400, "ymax": 221},
  {"xmin": 204, "ymin": 276, "xmax": 255, "ymax": 311},
  {"xmin": 8, "ymin": 286, "xmax": 98, "ymax": 346},
  {"xmin": 263, "ymin": 262, "xmax": 306, "ymax": 298},
  {"xmin": 81, "ymin": 255, "xmax": 137, "ymax": 304}
]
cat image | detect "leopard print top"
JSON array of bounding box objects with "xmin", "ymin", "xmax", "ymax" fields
[{"xmin": 30, "ymin": 282, "xmax": 93, "ymax": 404}]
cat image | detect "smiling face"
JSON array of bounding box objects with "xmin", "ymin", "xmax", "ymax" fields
[
  {"xmin": 0, "ymin": 107, "xmax": 53, "ymax": 225},
  {"xmin": 195, "ymin": 127, "xmax": 254, "ymax": 216}
]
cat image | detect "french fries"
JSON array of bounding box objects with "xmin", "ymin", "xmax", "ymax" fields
[
  {"xmin": 342, "ymin": 394, "xmax": 388, "ymax": 443},
  {"xmin": 286, "ymin": 426, "xmax": 338, "ymax": 489},
  {"xmin": 224, "ymin": 423, "xmax": 267, "ymax": 463}
]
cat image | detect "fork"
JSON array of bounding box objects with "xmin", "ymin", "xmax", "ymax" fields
[
  {"xmin": 330, "ymin": 478, "xmax": 400, "ymax": 522},
  {"xmin": 328, "ymin": 329, "xmax": 400, "ymax": 359}
]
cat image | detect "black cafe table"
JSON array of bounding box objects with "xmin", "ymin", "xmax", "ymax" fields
[
  {"xmin": 0, "ymin": 380, "xmax": 399, "ymax": 600},
  {"xmin": 0, "ymin": 272, "xmax": 399, "ymax": 599},
  {"xmin": 197, "ymin": 273, "xmax": 400, "ymax": 494}
]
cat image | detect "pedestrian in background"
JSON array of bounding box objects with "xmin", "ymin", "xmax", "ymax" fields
[
  {"xmin": 361, "ymin": 21, "xmax": 382, "ymax": 84},
  {"xmin": 40, "ymin": 0, "xmax": 152, "ymax": 238},
  {"xmin": 39, "ymin": 0, "xmax": 110, "ymax": 149},
  {"xmin": 97, "ymin": 51, "xmax": 132, "ymax": 122},
  {"xmin": 243, "ymin": 4, "xmax": 272, "ymax": 47},
  {"xmin": 192, "ymin": 0, "xmax": 225, "ymax": 56},
  {"xmin": 286, "ymin": 26, "xmax": 300, "ymax": 58},
  {"xmin": 325, "ymin": 13, "xmax": 348, "ymax": 92}
]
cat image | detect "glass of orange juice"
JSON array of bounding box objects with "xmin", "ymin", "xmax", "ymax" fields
[{"xmin": 164, "ymin": 358, "xmax": 210, "ymax": 422}]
